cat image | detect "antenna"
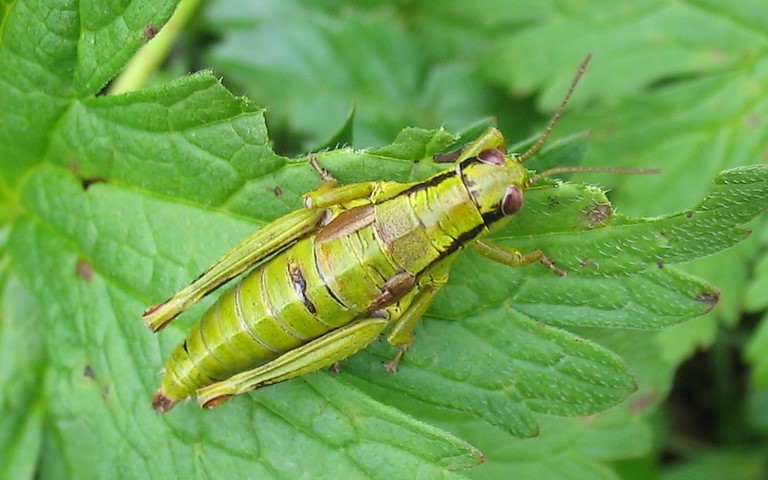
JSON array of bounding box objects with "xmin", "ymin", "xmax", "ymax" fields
[{"xmin": 517, "ymin": 54, "xmax": 592, "ymax": 164}]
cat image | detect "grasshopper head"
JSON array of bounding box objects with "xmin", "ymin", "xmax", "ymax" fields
[
  {"xmin": 461, "ymin": 149, "xmax": 529, "ymax": 222},
  {"xmin": 459, "ymin": 55, "xmax": 593, "ymax": 225}
]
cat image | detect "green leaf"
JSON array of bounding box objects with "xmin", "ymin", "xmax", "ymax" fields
[
  {"xmin": 659, "ymin": 448, "xmax": 768, "ymax": 480},
  {"xmin": 0, "ymin": 277, "xmax": 46, "ymax": 480},
  {"xmin": 4, "ymin": 1, "xmax": 768, "ymax": 478},
  {"xmin": 10, "ymin": 166, "xmax": 482, "ymax": 478},
  {"xmin": 311, "ymin": 104, "xmax": 356, "ymax": 152},
  {"xmin": 341, "ymin": 165, "xmax": 768, "ymax": 437},
  {"xmin": 744, "ymin": 221, "xmax": 768, "ymax": 386},
  {"xmin": 0, "ymin": 0, "xmax": 178, "ymax": 188},
  {"xmin": 344, "ymin": 308, "xmax": 636, "ymax": 438},
  {"xmin": 409, "ymin": 0, "xmax": 768, "ymax": 365},
  {"xmin": 203, "ymin": 0, "xmax": 502, "ymax": 148},
  {"xmin": 746, "ymin": 311, "xmax": 768, "ymax": 387},
  {"xmin": 477, "ymin": 0, "xmax": 768, "ymax": 108}
]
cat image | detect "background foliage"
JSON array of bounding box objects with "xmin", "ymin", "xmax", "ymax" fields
[{"xmin": 1, "ymin": 0, "xmax": 767, "ymax": 479}]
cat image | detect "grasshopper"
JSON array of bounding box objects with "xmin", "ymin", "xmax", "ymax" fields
[{"xmin": 144, "ymin": 55, "xmax": 651, "ymax": 413}]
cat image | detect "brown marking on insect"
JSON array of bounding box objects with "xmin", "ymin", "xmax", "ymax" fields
[
  {"xmin": 202, "ymin": 394, "xmax": 233, "ymax": 409},
  {"xmin": 142, "ymin": 302, "xmax": 165, "ymax": 318},
  {"xmin": 695, "ymin": 290, "xmax": 720, "ymax": 309},
  {"xmin": 434, "ymin": 145, "xmax": 466, "ymax": 164},
  {"xmin": 273, "ymin": 186, "xmax": 283, "ymax": 197},
  {"xmin": 585, "ymin": 202, "xmax": 613, "ymax": 228},
  {"xmin": 152, "ymin": 390, "xmax": 177, "ymax": 413},
  {"xmin": 288, "ymin": 261, "xmax": 317, "ymax": 314},
  {"xmin": 328, "ymin": 362, "xmax": 342, "ymax": 374},
  {"xmin": 369, "ymin": 272, "xmax": 416, "ymax": 311},
  {"xmin": 142, "ymin": 23, "xmax": 159, "ymax": 41},
  {"xmin": 316, "ymin": 204, "xmax": 375, "ymax": 243},
  {"xmin": 76, "ymin": 258, "xmax": 94, "ymax": 282},
  {"xmin": 83, "ymin": 365, "xmax": 96, "ymax": 379}
]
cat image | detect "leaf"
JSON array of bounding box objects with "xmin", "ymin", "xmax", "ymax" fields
[
  {"xmin": 745, "ymin": 312, "xmax": 768, "ymax": 387},
  {"xmin": 659, "ymin": 448, "xmax": 768, "ymax": 480},
  {"xmin": 341, "ymin": 166, "xmax": 767, "ymax": 437},
  {"xmin": 366, "ymin": 324, "xmax": 674, "ymax": 480},
  {"xmin": 4, "ymin": 1, "xmax": 768, "ymax": 478},
  {"xmin": 202, "ymin": 0, "xmax": 502, "ymax": 148},
  {"xmin": 405, "ymin": 0, "xmax": 768, "ymax": 367},
  {"xmin": 745, "ymin": 223, "xmax": 768, "ymax": 387},
  {"xmin": 344, "ymin": 308, "xmax": 636, "ymax": 438},
  {"xmin": 0, "ymin": 1, "xmax": 478, "ymax": 478},
  {"xmin": 477, "ymin": 0, "xmax": 768, "ymax": 108},
  {"xmin": 311, "ymin": 104, "xmax": 356, "ymax": 152},
  {"xmin": 0, "ymin": 0, "xmax": 178, "ymax": 188},
  {"xmin": 0, "ymin": 276, "xmax": 46, "ymax": 480}
]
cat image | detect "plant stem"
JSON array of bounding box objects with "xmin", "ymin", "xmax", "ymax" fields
[{"xmin": 108, "ymin": 0, "xmax": 203, "ymax": 94}]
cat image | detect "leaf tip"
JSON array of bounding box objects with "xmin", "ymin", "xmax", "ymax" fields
[{"xmin": 695, "ymin": 289, "xmax": 720, "ymax": 310}]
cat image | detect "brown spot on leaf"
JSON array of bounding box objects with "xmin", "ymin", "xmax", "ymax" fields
[
  {"xmin": 81, "ymin": 177, "xmax": 106, "ymax": 190},
  {"xmin": 657, "ymin": 260, "xmax": 665, "ymax": 269},
  {"xmin": 585, "ymin": 202, "xmax": 613, "ymax": 228},
  {"xmin": 547, "ymin": 196, "xmax": 562, "ymax": 208},
  {"xmin": 76, "ymin": 259, "xmax": 94, "ymax": 282},
  {"xmin": 328, "ymin": 362, "xmax": 342, "ymax": 375},
  {"xmin": 630, "ymin": 391, "xmax": 656, "ymax": 413},
  {"xmin": 84, "ymin": 365, "xmax": 95, "ymax": 379},
  {"xmin": 68, "ymin": 161, "xmax": 105, "ymax": 190},
  {"xmin": 142, "ymin": 23, "xmax": 159, "ymax": 41},
  {"xmin": 696, "ymin": 290, "xmax": 720, "ymax": 309},
  {"xmin": 578, "ymin": 258, "xmax": 598, "ymax": 270},
  {"xmin": 273, "ymin": 186, "xmax": 283, "ymax": 197}
]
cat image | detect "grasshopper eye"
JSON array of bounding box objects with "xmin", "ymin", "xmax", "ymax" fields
[
  {"xmin": 501, "ymin": 185, "xmax": 523, "ymax": 215},
  {"xmin": 478, "ymin": 149, "xmax": 505, "ymax": 166}
]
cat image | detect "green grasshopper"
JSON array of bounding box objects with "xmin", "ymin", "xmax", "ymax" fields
[{"xmin": 144, "ymin": 55, "xmax": 650, "ymax": 413}]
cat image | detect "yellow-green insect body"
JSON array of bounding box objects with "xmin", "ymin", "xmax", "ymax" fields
[{"xmin": 144, "ymin": 58, "xmax": 593, "ymax": 413}]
